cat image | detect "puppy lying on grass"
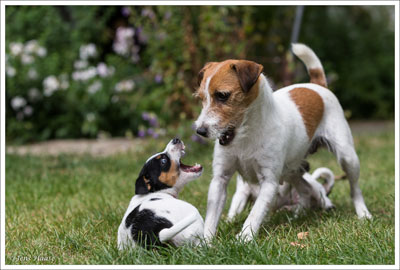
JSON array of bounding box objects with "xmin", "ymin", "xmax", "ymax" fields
[
  {"xmin": 227, "ymin": 161, "xmax": 336, "ymax": 221},
  {"xmin": 118, "ymin": 138, "xmax": 204, "ymax": 249}
]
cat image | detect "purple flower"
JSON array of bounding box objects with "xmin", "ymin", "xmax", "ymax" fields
[
  {"xmin": 141, "ymin": 8, "xmax": 155, "ymax": 20},
  {"xmin": 142, "ymin": 112, "xmax": 150, "ymax": 121},
  {"xmin": 138, "ymin": 129, "xmax": 146, "ymax": 138},
  {"xmin": 136, "ymin": 27, "xmax": 148, "ymax": 44},
  {"xmin": 149, "ymin": 116, "xmax": 158, "ymax": 127},
  {"xmin": 147, "ymin": 128, "xmax": 155, "ymax": 136},
  {"xmin": 121, "ymin": 7, "xmax": 131, "ymax": 17},
  {"xmin": 154, "ymin": 74, "xmax": 163, "ymax": 84},
  {"xmin": 152, "ymin": 132, "xmax": 159, "ymax": 139},
  {"xmin": 164, "ymin": 11, "xmax": 172, "ymax": 20}
]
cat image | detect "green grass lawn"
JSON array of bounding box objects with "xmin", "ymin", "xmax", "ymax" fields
[{"xmin": 5, "ymin": 127, "xmax": 395, "ymax": 265}]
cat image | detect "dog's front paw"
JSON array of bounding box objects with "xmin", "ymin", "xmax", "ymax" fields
[
  {"xmin": 236, "ymin": 228, "xmax": 254, "ymax": 243},
  {"xmin": 203, "ymin": 230, "xmax": 215, "ymax": 245}
]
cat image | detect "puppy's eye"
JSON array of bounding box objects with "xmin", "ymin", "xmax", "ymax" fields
[
  {"xmin": 161, "ymin": 158, "xmax": 167, "ymax": 165},
  {"xmin": 214, "ymin": 91, "xmax": 231, "ymax": 103}
]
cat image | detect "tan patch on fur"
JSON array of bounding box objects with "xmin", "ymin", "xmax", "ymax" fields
[
  {"xmin": 155, "ymin": 155, "xmax": 161, "ymax": 159},
  {"xmin": 143, "ymin": 176, "xmax": 151, "ymax": 190},
  {"xmin": 309, "ymin": 68, "xmax": 327, "ymax": 87},
  {"xmin": 290, "ymin": 88, "xmax": 324, "ymax": 140},
  {"xmin": 159, "ymin": 160, "xmax": 179, "ymax": 187},
  {"xmin": 196, "ymin": 60, "xmax": 261, "ymax": 129}
]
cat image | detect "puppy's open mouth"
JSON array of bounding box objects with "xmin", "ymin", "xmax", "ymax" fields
[
  {"xmin": 219, "ymin": 128, "xmax": 235, "ymax": 146},
  {"xmin": 179, "ymin": 161, "xmax": 203, "ymax": 173},
  {"xmin": 178, "ymin": 143, "xmax": 202, "ymax": 173}
]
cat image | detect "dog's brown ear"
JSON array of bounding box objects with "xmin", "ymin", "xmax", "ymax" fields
[
  {"xmin": 135, "ymin": 174, "xmax": 151, "ymax": 195},
  {"xmin": 231, "ymin": 60, "xmax": 263, "ymax": 93}
]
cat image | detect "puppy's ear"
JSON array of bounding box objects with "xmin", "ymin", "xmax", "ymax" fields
[
  {"xmin": 231, "ymin": 60, "xmax": 263, "ymax": 93},
  {"xmin": 135, "ymin": 174, "xmax": 151, "ymax": 195}
]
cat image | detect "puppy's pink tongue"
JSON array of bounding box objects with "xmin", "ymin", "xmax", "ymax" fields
[{"xmin": 180, "ymin": 162, "xmax": 203, "ymax": 173}]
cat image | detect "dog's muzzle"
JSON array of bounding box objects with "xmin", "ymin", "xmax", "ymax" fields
[{"xmin": 196, "ymin": 126, "xmax": 208, "ymax": 138}]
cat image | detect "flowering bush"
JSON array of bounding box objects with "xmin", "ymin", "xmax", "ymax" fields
[{"xmin": 5, "ymin": 6, "xmax": 394, "ymax": 143}]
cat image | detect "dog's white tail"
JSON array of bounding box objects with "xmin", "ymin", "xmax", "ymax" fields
[
  {"xmin": 291, "ymin": 43, "xmax": 327, "ymax": 87},
  {"xmin": 311, "ymin": 167, "xmax": 335, "ymax": 195},
  {"xmin": 159, "ymin": 213, "xmax": 197, "ymax": 243}
]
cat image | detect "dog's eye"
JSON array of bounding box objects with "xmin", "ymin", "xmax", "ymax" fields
[
  {"xmin": 161, "ymin": 158, "xmax": 167, "ymax": 165},
  {"xmin": 214, "ymin": 91, "xmax": 231, "ymax": 103}
]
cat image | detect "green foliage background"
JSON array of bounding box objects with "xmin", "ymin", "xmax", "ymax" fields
[{"xmin": 5, "ymin": 6, "xmax": 395, "ymax": 143}]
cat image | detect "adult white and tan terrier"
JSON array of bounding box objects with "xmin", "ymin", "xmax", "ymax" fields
[{"xmin": 194, "ymin": 43, "xmax": 371, "ymax": 242}]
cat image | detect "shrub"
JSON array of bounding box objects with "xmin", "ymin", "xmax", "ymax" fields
[{"xmin": 5, "ymin": 6, "xmax": 395, "ymax": 144}]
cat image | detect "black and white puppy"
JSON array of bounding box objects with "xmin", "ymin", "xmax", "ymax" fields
[{"xmin": 118, "ymin": 138, "xmax": 204, "ymax": 249}]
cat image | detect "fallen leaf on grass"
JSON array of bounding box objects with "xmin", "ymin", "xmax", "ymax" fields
[
  {"xmin": 290, "ymin": 242, "xmax": 307, "ymax": 248},
  {"xmin": 297, "ymin": 231, "xmax": 309, "ymax": 240}
]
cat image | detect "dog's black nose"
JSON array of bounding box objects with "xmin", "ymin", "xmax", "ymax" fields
[
  {"xmin": 172, "ymin": 138, "xmax": 181, "ymax": 144},
  {"xmin": 196, "ymin": 127, "xmax": 208, "ymax": 137}
]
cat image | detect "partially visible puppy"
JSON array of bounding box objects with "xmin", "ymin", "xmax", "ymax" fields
[
  {"xmin": 118, "ymin": 138, "xmax": 204, "ymax": 250},
  {"xmin": 227, "ymin": 161, "xmax": 335, "ymax": 221}
]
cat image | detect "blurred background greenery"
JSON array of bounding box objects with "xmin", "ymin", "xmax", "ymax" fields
[{"xmin": 5, "ymin": 6, "xmax": 395, "ymax": 144}]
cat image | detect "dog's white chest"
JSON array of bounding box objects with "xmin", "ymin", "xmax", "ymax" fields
[{"xmin": 237, "ymin": 158, "xmax": 259, "ymax": 184}]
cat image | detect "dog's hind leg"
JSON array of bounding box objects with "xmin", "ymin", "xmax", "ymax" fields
[
  {"xmin": 227, "ymin": 174, "xmax": 251, "ymax": 221},
  {"xmin": 319, "ymin": 119, "xmax": 372, "ymax": 219},
  {"xmin": 337, "ymin": 145, "xmax": 372, "ymax": 219}
]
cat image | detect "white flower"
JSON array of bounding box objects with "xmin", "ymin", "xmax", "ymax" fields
[
  {"xmin": 24, "ymin": 106, "xmax": 34, "ymax": 116},
  {"xmin": 11, "ymin": 96, "xmax": 27, "ymax": 110},
  {"xmin": 86, "ymin": 113, "xmax": 96, "ymax": 122},
  {"xmin": 113, "ymin": 27, "xmax": 135, "ymax": 56},
  {"xmin": 115, "ymin": 79, "xmax": 135, "ymax": 92},
  {"xmin": 10, "ymin": 42, "xmax": 24, "ymax": 56},
  {"xmin": 21, "ymin": 54, "xmax": 34, "ymax": 65},
  {"xmin": 36, "ymin": 47, "xmax": 47, "ymax": 57},
  {"xmin": 6, "ymin": 66, "xmax": 16, "ymax": 77},
  {"xmin": 97, "ymin": 62, "xmax": 114, "ymax": 77},
  {"xmin": 28, "ymin": 68, "xmax": 38, "ymax": 79},
  {"xmin": 43, "ymin": 75, "xmax": 60, "ymax": 96},
  {"xmin": 28, "ymin": 88, "xmax": 41, "ymax": 100},
  {"xmin": 72, "ymin": 67, "xmax": 97, "ymax": 81},
  {"xmin": 88, "ymin": 81, "xmax": 102, "ymax": 94},
  {"xmin": 79, "ymin": 43, "xmax": 97, "ymax": 60},
  {"xmin": 24, "ymin": 40, "xmax": 39, "ymax": 53},
  {"xmin": 74, "ymin": 60, "xmax": 88, "ymax": 69}
]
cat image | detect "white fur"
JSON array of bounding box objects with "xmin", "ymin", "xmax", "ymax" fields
[
  {"xmin": 291, "ymin": 43, "xmax": 324, "ymax": 70},
  {"xmin": 200, "ymin": 44, "xmax": 371, "ymax": 242},
  {"xmin": 227, "ymin": 167, "xmax": 336, "ymax": 221},
  {"xmin": 118, "ymin": 139, "xmax": 204, "ymax": 249},
  {"xmin": 118, "ymin": 193, "xmax": 204, "ymax": 249}
]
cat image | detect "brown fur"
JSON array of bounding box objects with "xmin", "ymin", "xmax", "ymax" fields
[
  {"xmin": 159, "ymin": 160, "xmax": 179, "ymax": 187},
  {"xmin": 309, "ymin": 68, "xmax": 327, "ymax": 88},
  {"xmin": 196, "ymin": 60, "xmax": 262, "ymax": 129},
  {"xmin": 290, "ymin": 87, "xmax": 324, "ymax": 140},
  {"xmin": 143, "ymin": 176, "xmax": 151, "ymax": 191}
]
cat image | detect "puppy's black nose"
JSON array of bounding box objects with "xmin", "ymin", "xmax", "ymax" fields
[
  {"xmin": 172, "ymin": 138, "xmax": 181, "ymax": 144},
  {"xmin": 196, "ymin": 127, "xmax": 208, "ymax": 137}
]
